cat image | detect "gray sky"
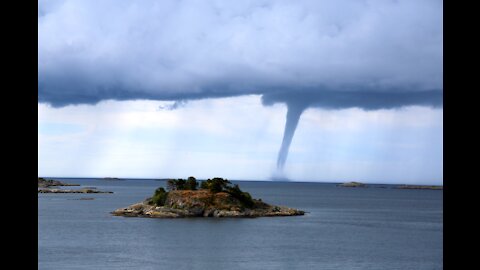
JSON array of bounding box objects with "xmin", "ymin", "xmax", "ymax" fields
[{"xmin": 38, "ymin": 0, "xmax": 443, "ymax": 184}]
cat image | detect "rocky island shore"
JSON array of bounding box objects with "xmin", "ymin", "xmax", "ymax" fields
[{"xmin": 112, "ymin": 177, "xmax": 305, "ymax": 218}]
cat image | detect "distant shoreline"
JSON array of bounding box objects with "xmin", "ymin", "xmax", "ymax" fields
[
  {"xmin": 38, "ymin": 177, "xmax": 443, "ymax": 187},
  {"xmin": 38, "ymin": 188, "xmax": 113, "ymax": 194},
  {"xmin": 394, "ymin": 185, "xmax": 443, "ymax": 190},
  {"xmin": 337, "ymin": 181, "xmax": 442, "ymax": 190},
  {"xmin": 101, "ymin": 177, "xmax": 125, "ymax": 181}
]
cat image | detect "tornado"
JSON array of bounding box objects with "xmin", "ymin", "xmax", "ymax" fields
[{"xmin": 276, "ymin": 103, "xmax": 306, "ymax": 173}]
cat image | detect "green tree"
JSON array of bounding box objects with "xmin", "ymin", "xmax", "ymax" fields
[
  {"xmin": 176, "ymin": 179, "xmax": 186, "ymax": 190},
  {"xmin": 200, "ymin": 179, "xmax": 209, "ymax": 190},
  {"xmin": 151, "ymin": 187, "xmax": 168, "ymax": 206},
  {"xmin": 225, "ymin": 184, "xmax": 254, "ymax": 208},
  {"xmin": 200, "ymin": 177, "xmax": 231, "ymax": 193},
  {"xmin": 185, "ymin": 176, "xmax": 198, "ymax": 190},
  {"xmin": 166, "ymin": 179, "xmax": 176, "ymax": 191},
  {"xmin": 166, "ymin": 179, "xmax": 187, "ymax": 190}
]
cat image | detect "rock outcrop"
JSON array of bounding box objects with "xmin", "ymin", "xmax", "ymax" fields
[{"xmin": 112, "ymin": 189, "xmax": 304, "ymax": 218}]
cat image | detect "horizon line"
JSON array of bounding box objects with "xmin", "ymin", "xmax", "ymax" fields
[{"xmin": 38, "ymin": 176, "xmax": 443, "ymax": 186}]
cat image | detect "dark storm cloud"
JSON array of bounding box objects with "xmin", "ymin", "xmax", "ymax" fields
[
  {"xmin": 38, "ymin": 0, "xmax": 443, "ymax": 175},
  {"xmin": 261, "ymin": 88, "xmax": 443, "ymax": 110},
  {"xmin": 39, "ymin": 0, "xmax": 443, "ymax": 109}
]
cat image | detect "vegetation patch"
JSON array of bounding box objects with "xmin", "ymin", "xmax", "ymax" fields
[{"xmin": 154, "ymin": 177, "xmax": 254, "ymax": 208}]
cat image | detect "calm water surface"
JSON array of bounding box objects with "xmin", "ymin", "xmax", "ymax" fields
[{"xmin": 38, "ymin": 179, "xmax": 442, "ymax": 270}]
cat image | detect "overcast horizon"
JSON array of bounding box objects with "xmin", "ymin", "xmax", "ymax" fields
[{"xmin": 38, "ymin": 0, "xmax": 443, "ymax": 185}]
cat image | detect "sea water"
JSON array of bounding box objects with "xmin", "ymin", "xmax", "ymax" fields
[{"xmin": 38, "ymin": 179, "xmax": 442, "ymax": 270}]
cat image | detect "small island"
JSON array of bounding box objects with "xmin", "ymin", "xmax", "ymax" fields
[
  {"xmin": 38, "ymin": 188, "xmax": 113, "ymax": 194},
  {"xmin": 101, "ymin": 177, "xmax": 124, "ymax": 181},
  {"xmin": 395, "ymin": 185, "xmax": 443, "ymax": 190},
  {"xmin": 38, "ymin": 177, "xmax": 113, "ymax": 194},
  {"xmin": 338, "ymin": 181, "xmax": 367, "ymax": 188},
  {"xmin": 112, "ymin": 177, "xmax": 305, "ymax": 218},
  {"xmin": 38, "ymin": 177, "xmax": 80, "ymax": 188}
]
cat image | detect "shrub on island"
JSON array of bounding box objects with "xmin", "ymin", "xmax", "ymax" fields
[{"xmin": 150, "ymin": 187, "xmax": 168, "ymax": 206}]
